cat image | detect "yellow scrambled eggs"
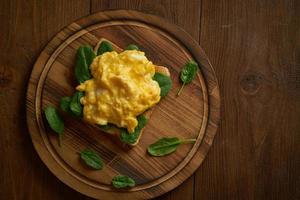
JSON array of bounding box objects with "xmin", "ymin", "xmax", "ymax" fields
[{"xmin": 76, "ymin": 50, "xmax": 161, "ymax": 133}]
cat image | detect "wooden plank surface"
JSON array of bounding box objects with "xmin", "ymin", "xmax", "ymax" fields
[
  {"xmin": 0, "ymin": 0, "xmax": 299, "ymax": 200},
  {"xmin": 195, "ymin": 1, "xmax": 300, "ymax": 200},
  {"xmin": 0, "ymin": 1, "xmax": 91, "ymax": 200}
]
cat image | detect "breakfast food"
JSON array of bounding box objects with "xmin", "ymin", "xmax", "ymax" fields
[
  {"xmin": 76, "ymin": 50, "xmax": 161, "ymax": 133},
  {"xmin": 74, "ymin": 40, "xmax": 172, "ymax": 147},
  {"xmin": 96, "ymin": 65, "xmax": 170, "ymax": 146},
  {"xmin": 42, "ymin": 39, "xmax": 198, "ymax": 189}
]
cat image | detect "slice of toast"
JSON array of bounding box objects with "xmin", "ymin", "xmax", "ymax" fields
[{"xmin": 93, "ymin": 39, "xmax": 170, "ymax": 147}]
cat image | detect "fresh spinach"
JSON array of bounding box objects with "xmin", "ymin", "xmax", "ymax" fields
[
  {"xmin": 111, "ymin": 175, "xmax": 136, "ymax": 189},
  {"xmin": 75, "ymin": 46, "xmax": 95, "ymax": 84},
  {"xmin": 44, "ymin": 106, "xmax": 64, "ymax": 146},
  {"xmin": 176, "ymin": 60, "xmax": 198, "ymax": 96},
  {"xmin": 153, "ymin": 72, "xmax": 172, "ymax": 97},
  {"xmin": 125, "ymin": 44, "xmax": 139, "ymax": 51},
  {"xmin": 97, "ymin": 41, "xmax": 114, "ymax": 55},
  {"xmin": 69, "ymin": 92, "xmax": 84, "ymax": 117},
  {"xmin": 79, "ymin": 149, "xmax": 103, "ymax": 170},
  {"xmin": 60, "ymin": 96, "xmax": 71, "ymax": 113},
  {"xmin": 147, "ymin": 137, "xmax": 196, "ymax": 156},
  {"xmin": 120, "ymin": 115, "xmax": 148, "ymax": 145}
]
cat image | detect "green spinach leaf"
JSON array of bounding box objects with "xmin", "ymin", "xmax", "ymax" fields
[
  {"xmin": 80, "ymin": 149, "xmax": 103, "ymax": 170},
  {"xmin": 177, "ymin": 60, "xmax": 198, "ymax": 96},
  {"xmin": 125, "ymin": 44, "xmax": 139, "ymax": 51},
  {"xmin": 112, "ymin": 175, "xmax": 136, "ymax": 189},
  {"xmin": 75, "ymin": 46, "xmax": 95, "ymax": 83},
  {"xmin": 97, "ymin": 41, "xmax": 114, "ymax": 55},
  {"xmin": 44, "ymin": 106, "xmax": 64, "ymax": 146},
  {"xmin": 69, "ymin": 92, "xmax": 84, "ymax": 117},
  {"xmin": 147, "ymin": 137, "xmax": 196, "ymax": 156},
  {"xmin": 60, "ymin": 96, "xmax": 71, "ymax": 113},
  {"xmin": 120, "ymin": 115, "xmax": 148, "ymax": 145},
  {"xmin": 153, "ymin": 72, "xmax": 172, "ymax": 97}
]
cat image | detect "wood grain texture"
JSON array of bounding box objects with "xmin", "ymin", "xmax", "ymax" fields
[
  {"xmin": 195, "ymin": 0, "xmax": 300, "ymax": 200},
  {"xmin": 26, "ymin": 10, "xmax": 219, "ymax": 199},
  {"xmin": 1, "ymin": 0, "xmax": 299, "ymax": 200},
  {"xmin": 0, "ymin": 1, "xmax": 90, "ymax": 200}
]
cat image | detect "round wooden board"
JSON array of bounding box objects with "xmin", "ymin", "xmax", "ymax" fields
[{"xmin": 26, "ymin": 10, "xmax": 220, "ymax": 200}]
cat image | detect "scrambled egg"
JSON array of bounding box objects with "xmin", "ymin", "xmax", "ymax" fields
[{"xmin": 76, "ymin": 50, "xmax": 161, "ymax": 133}]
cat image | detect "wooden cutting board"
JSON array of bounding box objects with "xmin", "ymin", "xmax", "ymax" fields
[{"xmin": 26, "ymin": 10, "xmax": 220, "ymax": 200}]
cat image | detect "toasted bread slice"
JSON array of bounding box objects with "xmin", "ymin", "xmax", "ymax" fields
[{"xmin": 93, "ymin": 40, "xmax": 170, "ymax": 147}]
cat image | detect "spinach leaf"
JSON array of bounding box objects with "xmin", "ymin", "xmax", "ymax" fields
[
  {"xmin": 176, "ymin": 60, "xmax": 198, "ymax": 96},
  {"xmin": 75, "ymin": 46, "xmax": 95, "ymax": 83},
  {"xmin": 120, "ymin": 115, "xmax": 148, "ymax": 145},
  {"xmin": 97, "ymin": 41, "xmax": 114, "ymax": 55},
  {"xmin": 79, "ymin": 149, "xmax": 103, "ymax": 170},
  {"xmin": 112, "ymin": 175, "xmax": 136, "ymax": 189},
  {"xmin": 69, "ymin": 92, "xmax": 84, "ymax": 117},
  {"xmin": 153, "ymin": 72, "xmax": 172, "ymax": 97},
  {"xmin": 60, "ymin": 96, "xmax": 71, "ymax": 113},
  {"xmin": 98, "ymin": 123, "xmax": 116, "ymax": 131},
  {"xmin": 147, "ymin": 137, "xmax": 196, "ymax": 156},
  {"xmin": 125, "ymin": 44, "xmax": 139, "ymax": 51},
  {"xmin": 44, "ymin": 106, "xmax": 64, "ymax": 146}
]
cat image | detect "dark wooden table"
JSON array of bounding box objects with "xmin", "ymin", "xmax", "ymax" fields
[{"xmin": 0, "ymin": 0, "xmax": 299, "ymax": 199}]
